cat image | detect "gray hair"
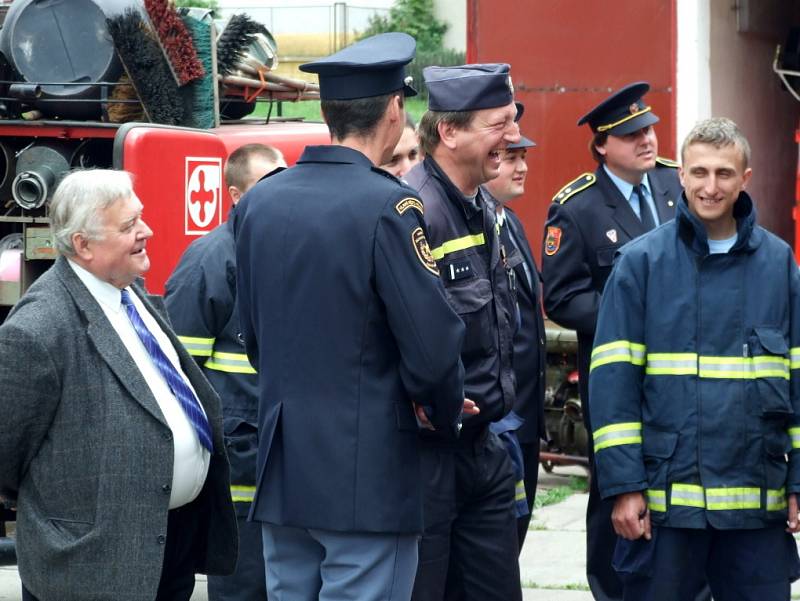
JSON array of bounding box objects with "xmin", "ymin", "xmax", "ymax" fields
[
  {"xmin": 50, "ymin": 169, "xmax": 135, "ymax": 256},
  {"xmin": 681, "ymin": 117, "xmax": 751, "ymax": 169}
]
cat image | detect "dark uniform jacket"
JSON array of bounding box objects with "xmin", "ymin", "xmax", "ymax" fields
[
  {"xmin": 590, "ymin": 192, "xmax": 800, "ymax": 530},
  {"xmin": 541, "ymin": 160, "xmax": 682, "ymax": 431},
  {"xmin": 235, "ymin": 145, "xmax": 466, "ymax": 534},
  {"xmin": 406, "ymin": 156, "xmax": 518, "ymax": 430},
  {"xmin": 165, "ymin": 211, "xmax": 258, "ymax": 513}
]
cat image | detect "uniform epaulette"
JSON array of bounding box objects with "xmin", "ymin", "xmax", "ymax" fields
[
  {"xmin": 655, "ymin": 156, "xmax": 679, "ymax": 168},
  {"xmin": 552, "ymin": 173, "xmax": 596, "ymax": 204}
]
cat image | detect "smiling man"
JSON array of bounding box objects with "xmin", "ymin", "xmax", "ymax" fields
[
  {"xmin": 0, "ymin": 169, "xmax": 236, "ymax": 601},
  {"xmin": 540, "ymin": 81, "xmax": 685, "ymax": 601},
  {"xmin": 589, "ymin": 117, "xmax": 800, "ymax": 600},
  {"xmin": 404, "ymin": 63, "xmax": 523, "ymax": 601}
]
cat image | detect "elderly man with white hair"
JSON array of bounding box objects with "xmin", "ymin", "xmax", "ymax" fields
[{"xmin": 0, "ymin": 169, "xmax": 236, "ymax": 601}]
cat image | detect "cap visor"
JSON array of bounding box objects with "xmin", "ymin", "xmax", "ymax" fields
[
  {"xmin": 508, "ymin": 135, "xmax": 536, "ymax": 149},
  {"xmin": 403, "ymin": 83, "xmax": 418, "ymax": 98},
  {"xmin": 608, "ymin": 112, "xmax": 659, "ymax": 136}
]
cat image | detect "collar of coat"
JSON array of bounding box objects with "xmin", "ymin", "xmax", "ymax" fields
[{"xmin": 676, "ymin": 190, "xmax": 761, "ymax": 256}]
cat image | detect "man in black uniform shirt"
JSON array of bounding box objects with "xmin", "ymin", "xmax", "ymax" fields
[
  {"xmin": 405, "ymin": 63, "xmax": 523, "ymax": 601},
  {"xmin": 483, "ymin": 130, "xmax": 546, "ymax": 550},
  {"xmin": 235, "ymin": 33, "xmax": 469, "ymax": 601},
  {"xmin": 541, "ymin": 82, "xmax": 684, "ymax": 601}
]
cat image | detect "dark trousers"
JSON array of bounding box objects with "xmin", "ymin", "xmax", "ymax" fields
[
  {"xmin": 516, "ymin": 440, "xmax": 540, "ymax": 551},
  {"xmin": 21, "ymin": 501, "xmax": 202, "ymax": 601},
  {"xmin": 617, "ymin": 526, "xmax": 800, "ymax": 601},
  {"xmin": 411, "ymin": 429, "xmax": 521, "ymax": 601},
  {"xmin": 208, "ymin": 511, "xmax": 267, "ymax": 601}
]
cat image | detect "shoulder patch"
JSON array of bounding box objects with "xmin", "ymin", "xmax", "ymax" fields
[
  {"xmin": 544, "ymin": 226, "xmax": 562, "ymax": 256},
  {"xmin": 396, "ymin": 197, "xmax": 424, "ymax": 216},
  {"xmin": 411, "ymin": 227, "xmax": 439, "ymax": 275},
  {"xmin": 552, "ymin": 173, "xmax": 596, "ymax": 204},
  {"xmin": 655, "ymin": 156, "xmax": 679, "ymax": 168}
]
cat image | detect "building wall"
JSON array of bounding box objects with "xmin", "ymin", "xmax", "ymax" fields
[
  {"xmin": 704, "ymin": 0, "xmax": 800, "ymax": 243},
  {"xmin": 434, "ymin": 0, "xmax": 467, "ymax": 52}
]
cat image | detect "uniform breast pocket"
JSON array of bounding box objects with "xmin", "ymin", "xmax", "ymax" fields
[
  {"xmin": 748, "ymin": 327, "xmax": 792, "ymax": 417},
  {"xmin": 596, "ymin": 244, "xmax": 620, "ymax": 269},
  {"xmin": 445, "ymin": 277, "xmax": 494, "ymax": 359}
]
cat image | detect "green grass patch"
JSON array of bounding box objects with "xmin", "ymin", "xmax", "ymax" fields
[
  {"xmin": 249, "ymin": 96, "xmax": 428, "ymax": 124},
  {"xmin": 521, "ymin": 581, "xmax": 591, "ymax": 591},
  {"xmin": 534, "ymin": 475, "xmax": 589, "ymax": 510}
]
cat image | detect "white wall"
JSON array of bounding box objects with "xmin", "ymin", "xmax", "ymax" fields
[
  {"xmin": 676, "ymin": 0, "xmax": 711, "ymax": 151},
  {"xmin": 434, "ymin": 0, "xmax": 466, "ymax": 52}
]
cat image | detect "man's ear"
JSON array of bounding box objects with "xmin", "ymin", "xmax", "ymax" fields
[
  {"xmin": 437, "ymin": 120, "xmax": 458, "ymax": 151},
  {"xmin": 71, "ymin": 232, "xmax": 92, "ymax": 261},
  {"xmin": 229, "ymin": 185, "xmax": 242, "ymax": 205}
]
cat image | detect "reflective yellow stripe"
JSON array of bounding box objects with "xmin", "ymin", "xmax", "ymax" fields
[
  {"xmin": 593, "ymin": 422, "xmax": 642, "ymax": 452},
  {"xmin": 671, "ymin": 483, "xmax": 705, "ymax": 508},
  {"xmin": 791, "ymin": 347, "xmax": 800, "ymax": 369},
  {"xmin": 646, "ymin": 353, "xmax": 698, "ymax": 375},
  {"xmin": 790, "ymin": 427, "xmax": 800, "ymax": 449},
  {"xmin": 206, "ymin": 351, "xmax": 257, "ymax": 374},
  {"xmin": 231, "ymin": 485, "xmax": 255, "ymax": 503},
  {"xmin": 178, "ymin": 335, "xmax": 215, "ymax": 357},
  {"xmin": 590, "ymin": 340, "xmax": 646, "ymax": 372},
  {"xmin": 706, "ymin": 487, "xmax": 760, "ymax": 510},
  {"xmin": 596, "ymin": 106, "xmax": 653, "ymax": 132},
  {"xmin": 515, "ymin": 479, "xmax": 526, "ymax": 502},
  {"xmin": 429, "ymin": 233, "xmax": 486, "ymax": 261},
  {"xmin": 698, "ymin": 356, "xmax": 789, "ymax": 379},
  {"xmin": 767, "ymin": 488, "xmax": 787, "ymax": 512},
  {"xmin": 647, "ymin": 489, "xmax": 666, "ymax": 512}
]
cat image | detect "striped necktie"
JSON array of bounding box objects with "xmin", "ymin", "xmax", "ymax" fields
[{"xmin": 120, "ymin": 289, "xmax": 213, "ymax": 452}]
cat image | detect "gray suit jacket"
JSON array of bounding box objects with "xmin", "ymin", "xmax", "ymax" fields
[{"xmin": 0, "ymin": 257, "xmax": 237, "ymax": 601}]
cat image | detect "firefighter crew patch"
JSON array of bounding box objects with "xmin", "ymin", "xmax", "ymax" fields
[
  {"xmin": 412, "ymin": 227, "xmax": 439, "ymax": 275},
  {"xmin": 396, "ymin": 197, "xmax": 424, "ymax": 215},
  {"xmin": 545, "ymin": 226, "xmax": 562, "ymax": 256}
]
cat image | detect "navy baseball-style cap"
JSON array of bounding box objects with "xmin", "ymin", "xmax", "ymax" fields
[
  {"xmin": 299, "ymin": 32, "xmax": 417, "ymax": 100},
  {"xmin": 424, "ymin": 63, "xmax": 514, "ymax": 112},
  {"xmin": 577, "ymin": 81, "xmax": 660, "ymax": 136}
]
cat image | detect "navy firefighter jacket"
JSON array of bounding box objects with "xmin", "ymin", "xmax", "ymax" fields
[{"xmin": 589, "ymin": 192, "xmax": 800, "ymax": 530}]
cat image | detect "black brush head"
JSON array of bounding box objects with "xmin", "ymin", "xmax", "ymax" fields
[
  {"xmin": 217, "ymin": 13, "xmax": 268, "ymax": 77},
  {"xmin": 107, "ymin": 9, "xmax": 183, "ymax": 125}
]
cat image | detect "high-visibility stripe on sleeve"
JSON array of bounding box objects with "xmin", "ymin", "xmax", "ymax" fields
[
  {"xmin": 791, "ymin": 347, "xmax": 800, "ymax": 369},
  {"xmin": 645, "ymin": 353, "xmax": 698, "ymax": 375},
  {"xmin": 705, "ymin": 487, "xmax": 760, "ymax": 510},
  {"xmin": 231, "ymin": 485, "xmax": 255, "ymax": 503},
  {"xmin": 646, "ymin": 489, "xmax": 666, "ymax": 512},
  {"xmin": 698, "ymin": 356, "xmax": 789, "ymax": 379},
  {"xmin": 590, "ymin": 341, "xmax": 646, "ymax": 372},
  {"xmin": 515, "ymin": 479, "xmax": 526, "ymax": 503},
  {"xmin": 429, "ymin": 233, "xmax": 486, "ymax": 261},
  {"xmin": 206, "ymin": 351, "xmax": 257, "ymax": 374},
  {"xmin": 593, "ymin": 422, "xmax": 642, "ymax": 452},
  {"xmin": 671, "ymin": 483, "xmax": 705, "ymax": 508},
  {"xmin": 178, "ymin": 335, "xmax": 215, "ymax": 357},
  {"xmin": 790, "ymin": 427, "xmax": 800, "ymax": 449},
  {"xmin": 767, "ymin": 488, "xmax": 787, "ymax": 512}
]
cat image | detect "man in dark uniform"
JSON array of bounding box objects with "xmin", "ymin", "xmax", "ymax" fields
[
  {"xmin": 164, "ymin": 143, "xmax": 286, "ymax": 601},
  {"xmin": 541, "ymin": 82, "xmax": 683, "ymax": 601},
  {"xmin": 483, "ymin": 129, "xmax": 547, "ymax": 550},
  {"xmin": 234, "ymin": 32, "xmax": 469, "ymax": 601},
  {"xmin": 405, "ymin": 64, "xmax": 523, "ymax": 601}
]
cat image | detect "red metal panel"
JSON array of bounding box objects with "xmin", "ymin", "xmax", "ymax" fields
[{"xmin": 468, "ymin": 0, "xmax": 677, "ymax": 263}]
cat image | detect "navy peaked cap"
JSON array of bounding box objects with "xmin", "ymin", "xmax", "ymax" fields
[
  {"xmin": 424, "ymin": 63, "xmax": 515, "ymax": 112},
  {"xmin": 577, "ymin": 81, "xmax": 660, "ymax": 135},
  {"xmin": 508, "ymin": 134, "xmax": 536, "ymax": 149},
  {"xmin": 299, "ymin": 32, "xmax": 417, "ymax": 100}
]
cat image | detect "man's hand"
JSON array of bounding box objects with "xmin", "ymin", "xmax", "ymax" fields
[
  {"xmin": 462, "ymin": 398, "xmax": 480, "ymax": 416},
  {"xmin": 787, "ymin": 493, "xmax": 800, "ymax": 533},
  {"xmin": 612, "ymin": 491, "xmax": 651, "ymax": 541},
  {"xmin": 413, "ymin": 403, "xmax": 436, "ymax": 430}
]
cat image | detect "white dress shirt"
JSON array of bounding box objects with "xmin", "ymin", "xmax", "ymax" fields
[{"xmin": 68, "ymin": 260, "xmax": 210, "ymax": 508}]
